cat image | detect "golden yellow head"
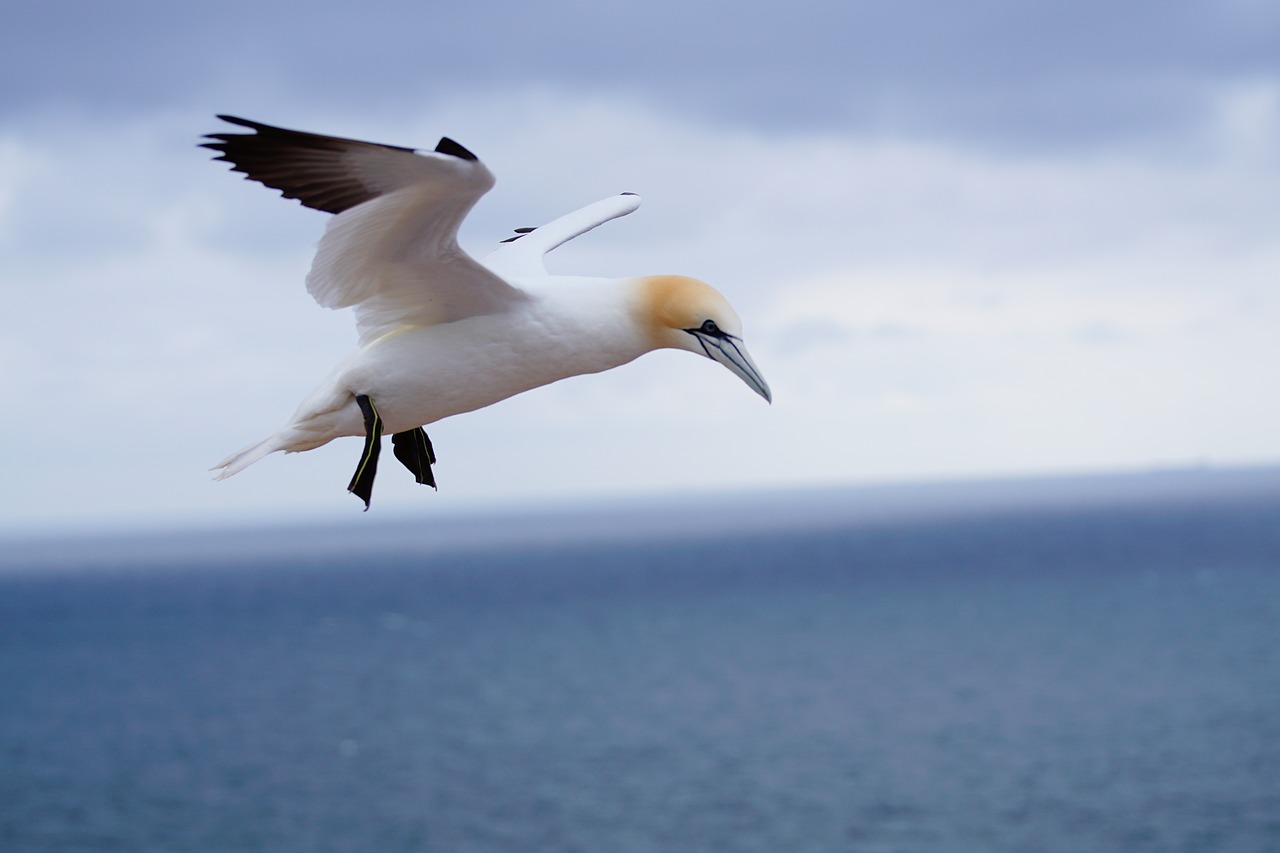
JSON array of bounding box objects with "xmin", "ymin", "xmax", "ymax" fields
[{"xmin": 633, "ymin": 275, "xmax": 771, "ymax": 402}]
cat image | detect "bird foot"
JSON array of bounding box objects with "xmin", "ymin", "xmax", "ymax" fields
[
  {"xmin": 392, "ymin": 427, "xmax": 437, "ymax": 489},
  {"xmin": 347, "ymin": 395, "xmax": 382, "ymax": 510}
]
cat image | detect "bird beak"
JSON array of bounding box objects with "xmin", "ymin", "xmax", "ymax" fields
[{"xmin": 690, "ymin": 331, "xmax": 772, "ymax": 403}]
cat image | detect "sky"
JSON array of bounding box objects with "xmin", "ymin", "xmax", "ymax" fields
[{"xmin": 2, "ymin": 0, "xmax": 1278, "ymax": 533}]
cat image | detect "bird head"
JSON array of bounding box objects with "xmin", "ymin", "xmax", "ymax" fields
[{"xmin": 635, "ymin": 275, "xmax": 772, "ymax": 403}]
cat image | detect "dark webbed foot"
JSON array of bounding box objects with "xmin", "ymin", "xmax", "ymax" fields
[
  {"xmin": 347, "ymin": 394, "xmax": 382, "ymax": 510},
  {"xmin": 392, "ymin": 427, "xmax": 437, "ymax": 488}
]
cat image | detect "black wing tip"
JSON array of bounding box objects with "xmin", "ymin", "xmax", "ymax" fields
[
  {"xmin": 206, "ymin": 115, "xmax": 279, "ymax": 140},
  {"xmin": 200, "ymin": 116, "xmax": 266, "ymax": 150},
  {"xmin": 499, "ymin": 226, "xmax": 538, "ymax": 244},
  {"xmin": 206, "ymin": 115, "xmax": 469, "ymax": 159},
  {"xmin": 204, "ymin": 115, "xmax": 303, "ymax": 143},
  {"xmin": 204, "ymin": 114, "xmax": 421, "ymax": 155},
  {"xmin": 434, "ymin": 136, "xmax": 478, "ymax": 162},
  {"xmin": 200, "ymin": 117, "xmax": 477, "ymax": 215}
]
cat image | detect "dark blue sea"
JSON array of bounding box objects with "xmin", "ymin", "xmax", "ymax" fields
[{"xmin": 2, "ymin": 471, "xmax": 1279, "ymax": 852}]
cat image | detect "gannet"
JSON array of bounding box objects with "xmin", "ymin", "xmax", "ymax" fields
[{"xmin": 202, "ymin": 116, "xmax": 770, "ymax": 509}]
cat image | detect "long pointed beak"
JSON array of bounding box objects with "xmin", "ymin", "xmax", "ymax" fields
[{"xmin": 691, "ymin": 332, "xmax": 772, "ymax": 403}]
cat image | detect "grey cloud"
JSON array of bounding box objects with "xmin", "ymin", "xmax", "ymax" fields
[{"xmin": 5, "ymin": 0, "xmax": 1278, "ymax": 150}]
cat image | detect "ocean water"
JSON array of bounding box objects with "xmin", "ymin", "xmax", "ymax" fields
[{"xmin": 2, "ymin": 472, "xmax": 1279, "ymax": 852}]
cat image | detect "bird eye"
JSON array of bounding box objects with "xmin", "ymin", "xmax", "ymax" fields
[{"xmin": 700, "ymin": 319, "xmax": 720, "ymax": 336}]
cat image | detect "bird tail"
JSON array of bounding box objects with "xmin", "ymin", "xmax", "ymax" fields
[{"xmin": 210, "ymin": 433, "xmax": 288, "ymax": 480}]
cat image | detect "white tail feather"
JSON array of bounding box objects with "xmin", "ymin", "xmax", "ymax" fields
[{"xmin": 210, "ymin": 434, "xmax": 286, "ymax": 480}]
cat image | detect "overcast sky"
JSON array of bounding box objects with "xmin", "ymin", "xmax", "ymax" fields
[{"xmin": 3, "ymin": 0, "xmax": 1278, "ymax": 533}]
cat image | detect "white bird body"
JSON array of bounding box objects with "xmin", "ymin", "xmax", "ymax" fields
[
  {"xmin": 230, "ymin": 274, "xmax": 652, "ymax": 464},
  {"xmin": 203, "ymin": 117, "xmax": 769, "ymax": 506}
]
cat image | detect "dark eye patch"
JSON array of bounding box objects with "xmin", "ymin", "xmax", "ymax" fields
[{"xmin": 700, "ymin": 319, "xmax": 722, "ymax": 336}]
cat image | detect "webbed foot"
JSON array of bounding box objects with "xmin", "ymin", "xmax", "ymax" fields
[
  {"xmin": 347, "ymin": 394, "xmax": 382, "ymax": 510},
  {"xmin": 392, "ymin": 427, "xmax": 437, "ymax": 489}
]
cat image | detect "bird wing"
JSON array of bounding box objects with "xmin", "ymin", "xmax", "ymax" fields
[
  {"xmin": 202, "ymin": 116, "xmax": 527, "ymax": 344},
  {"xmin": 482, "ymin": 193, "xmax": 643, "ymax": 279}
]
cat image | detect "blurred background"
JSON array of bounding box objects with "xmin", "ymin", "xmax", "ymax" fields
[{"xmin": 2, "ymin": 0, "xmax": 1277, "ymax": 532}]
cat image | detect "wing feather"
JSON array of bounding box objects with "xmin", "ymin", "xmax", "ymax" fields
[
  {"xmin": 307, "ymin": 185, "xmax": 525, "ymax": 343},
  {"xmin": 483, "ymin": 193, "xmax": 642, "ymax": 279},
  {"xmin": 203, "ymin": 116, "xmax": 526, "ymax": 344},
  {"xmin": 200, "ymin": 115, "xmax": 482, "ymax": 213}
]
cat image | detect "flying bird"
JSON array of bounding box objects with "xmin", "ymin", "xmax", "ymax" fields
[{"xmin": 202, "ymin": 116, "xmax": 770, "ymax": 509}]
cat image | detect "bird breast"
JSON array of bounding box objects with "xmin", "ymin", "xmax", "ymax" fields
[{"xmin": 331, "ymin": 283, "xmax": 652, "ymax": 433}]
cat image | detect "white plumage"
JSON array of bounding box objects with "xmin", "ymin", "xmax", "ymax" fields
[{"xmin": 203, "ymin": 116, "xmax": 769, "ymax": 508}]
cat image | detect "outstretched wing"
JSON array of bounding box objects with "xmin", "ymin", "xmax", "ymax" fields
[
  {"xmin": 202, "ymin": 116, "xmax": 527, "ymax": 344},
  {"xmin": 482, "ymin": 193, "xmax": 642, "ymax": 279},
  {"xmin": 201, "ymin": 114, "xmax": 483, "ymax": 214}
]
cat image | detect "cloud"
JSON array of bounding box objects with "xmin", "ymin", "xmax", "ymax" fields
[
  {"xmin": 1, "ymin": 49, "xmax": 1278, "ymax": 529},
  {"xmin": 7, "ymin": 1, "xmax": 1280, "ymax": 149}
]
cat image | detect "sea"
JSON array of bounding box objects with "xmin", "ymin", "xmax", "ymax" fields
[{"xmin": 1, "ymin": 469, "xmax": 1278, "ymax": 853}]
